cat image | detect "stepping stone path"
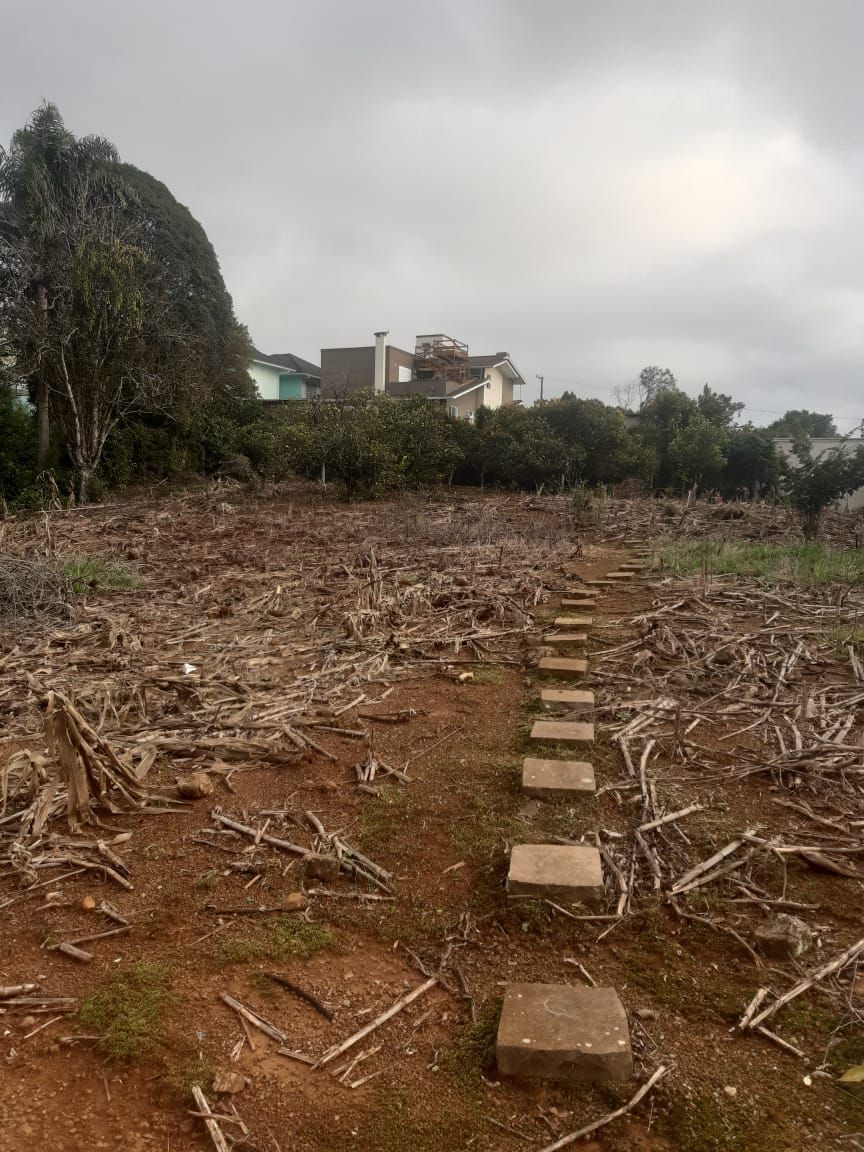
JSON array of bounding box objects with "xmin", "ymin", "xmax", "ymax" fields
[
  {"xmin": 537, "ymin": 656, "xmax": 587, "ymax": 679},
  {"xmin": 497, "ymin": 984, "xmax": 633, "ymax": 1081},
  {"xmin": 529, "ymin": 719, "xmax": 594, "ymax": 747},
  {"xmin": 543, "ymin": 632, "xmax": 588, "ymax": 647},
  {"xmin": 507, "ymin": 843, "xmax": 604, "ymax": 902},
  {"xmin": 541, "ymin": 688, "xmax": 593, "ymax": 713},
  {"xmin": 498, "ymin": 555, "xmax": 640, "ymax": 1083},
  {"xmin": 522, "ymin": 757, "xmax": 595, "ymax": 797}
]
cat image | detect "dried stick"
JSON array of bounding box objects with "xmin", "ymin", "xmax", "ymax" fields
[
  {"xmin": 537, "ymin": 1064, "xmax": 671, "ymax": 1152},
  {"xmin": 191, "ymin": 1086, "xmax": 230, "ymax": 1152},
  {"xmin": 747, "ymin": 936, "xmax": 864, "ymax": 1030},
  {"xmin": 638, "ymin": 803, "xmax": 704, "ymax": 833},
  {"xmin": 265, "ymin": 973, "xmax": 333, "ymax": 1022},
  {"xmin": 313, "ymin": 977, "xmax": 437, "ymax": 1068},
  {"xmin": 670, "ymin": 839, "xmax": 744, "ymax": 895},
  {"xmin": 219, "ymin": 992, "xmax": 285, "ymax": 1043}
]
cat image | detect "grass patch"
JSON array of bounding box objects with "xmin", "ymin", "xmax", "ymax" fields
[
  {"xmin": 469, "ymin": 664, "xmax": 507, "ymax": 685},
  {"xmin": 658, "ymin": 540, "xmax": 864, "ymax": 587},
  {"xmin": 213, "ymin": 916, "xmax": 333, "ymax": 967},
  {"xmin": 359, "ymin": 784, "xmax": 413, "ymax": 855},
  {"xmin": 663, "ymin": 1090, "xmax": 747, "ymax": 1152},
  {"xmin": 440, "ymin": 1000, "xmax": 501, "ymax": 1087},
  {"xmin": 79, "ymin": 962, "xmax": 171, "ymax": 1061},
  {"xmin": 62, "ymin": 555, "xmax": 134, "ymax": 593},
  {"xmin": 165, "ymin": 1052, "xmax": 215, "ymax": 1101}
]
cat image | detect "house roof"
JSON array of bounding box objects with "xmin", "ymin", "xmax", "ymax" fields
[
  {"xmin": 252, "ymin": 350, "xmax": 321, "ymax": 377},
  {"xmin": 429, "ymin": 378, "xmax": 490, "ymax": 401},
  {"xmin": 467, "ymin": 353, "xmax": 525, "ymax": 386}
]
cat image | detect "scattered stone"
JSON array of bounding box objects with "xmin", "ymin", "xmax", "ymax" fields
[
  {"xmin": 496, "ymin": 983, "xmax": 633, "ymax": 1081},
  {"xmin": 522, "ymin": 758, "xmax": 595, "ymax": 798},
  {"xmin": 304, "ymin": 853, "xmax": 340, "ymax": 883},
  {"xmin": 530, "ymin": 720, "xmax": 594, "ymax": 747},
  {"xmin": 537, "ymin": 657, "xmax": 588, "ymax": 680},
  {"xmin": 633, "ymin": 1007, "xmax": 656, "ymax": 1021},
  {"xmin": 212, "ymin": 1070, "xmax": 247, "ymax": 1094},
  {"xmin": 724, "ymin": 1085, "xmax": 738, "ymax": 1099},
  {"xmin": 754, "ymin": 914, "xmax": 813, "ymax": 960},
  {"xmin": 176, "ymin": 772, "xmax": 214, "ymax": 799},
  {"xmin": 507, "ymin": 843, "xmax": 604, "ymax": 904},
  {"xmin": 540, "ymin": 688, "xmax": 594, "ymax": 714},
  {"xmin": 80, "ymin": 895, "xmax": 96, "ymax": 911}
]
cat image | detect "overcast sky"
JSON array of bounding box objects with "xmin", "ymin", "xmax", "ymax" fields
[{"xmin": 3, "ymin": 1, "xmax": 864, "ymax": 424}]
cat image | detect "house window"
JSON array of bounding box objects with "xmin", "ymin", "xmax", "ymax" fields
[
  {"xmin": 448, "ymin": 405, "xmax": 459, "ymax": 418},
  {"xmin": 469, "ymin": 367, "xmax": 483, "ymax": 379}
]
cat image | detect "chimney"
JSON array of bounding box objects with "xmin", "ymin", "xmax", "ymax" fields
[{"xmin": 374, "ymin": 331, "xmax": 388, "ymax": 394}]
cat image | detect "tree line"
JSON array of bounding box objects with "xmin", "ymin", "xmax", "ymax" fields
[{"xmin": 2, "ymin": 104, "xmax": 864, "ymax": 539}]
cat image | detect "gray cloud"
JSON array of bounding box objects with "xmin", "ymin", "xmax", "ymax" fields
[{"xmin": 3, "ymin": 0, "xmax": 864, "ymax": 425}]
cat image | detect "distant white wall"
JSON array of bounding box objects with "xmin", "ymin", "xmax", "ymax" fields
[
  {"xmin": 774, "ymin": 437, "xmax": 864, "ymax": 511},
  {"xmin": 249, "ymin": 360, "xmax": 281, "ymax": 401}
]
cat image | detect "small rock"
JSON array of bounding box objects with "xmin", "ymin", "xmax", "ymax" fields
[
  {"xmin": 281, "ymin": 892, "xmax": 307, "ymax": 911},
  {"xmin": 634, "ymin": 1008, "xmax": 656, "ymax": 1021},
  {"xmin": 212, "ymin": 1070, "xmax": 247, "ymax": 1095},
  {"xmin": 81, "ymin": 895, "xmax": 96, "ymax": 911},
  {"xmin": 754, "ymin": 914, "xmax": 813, "ymax": 960},
  {"xmin": 176, "ymin": 772, "xmax": 214, "ymax": 799},
  {"xmin": 21, "ymin": 1016, "xmax": 37, "ymax": 1029},
  {"xmin": 304, "ymin": 853, "xmax": 340, "ymax": 883},
  {"xmin": 724, "ymin": 1085, "xmax": 737, "ymax": 1099}
]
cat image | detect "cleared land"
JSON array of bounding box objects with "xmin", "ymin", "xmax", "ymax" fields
[{"xmin": 1, "ymin": 486, "xmax": 863, "ymax": 1152}]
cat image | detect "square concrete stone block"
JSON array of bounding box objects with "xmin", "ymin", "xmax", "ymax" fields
[
  {"xmin": 561, "ymin": 598, "xmax": 597, "ymax": 610},
  {"xmin": 584, "ymin": 579, "xmax": 615, "ymax": 587},
  {"xmin": 537, "ymin": 657, "xmax": 587, "ymax": 680},
  {"xmin": 522, "ymin": 758, "xmax": 595, "ymax": 797},
  {"xmin": 496, "ymin": 984, "xmax": 633, "ymax": 1081},
  {"xmin": 530, "ymin": 720, "xmax": 594, "ymax": 747},
  {"xmin": 553, "ymin": 616, "xmax": 592, "ymax": 628},
  {"xmin": 544, "ymin": 632, "xmax": 588, "ymax": 647},
  {"xmin": 606, "ymin": 571, "xmax": 634, "ymax": 580},
  {"xmin": 508, "ymin": 843, "xmax": 604, "ymax": 903},
  {"xmin": 541, "ymin": 688, "xmax": 594, "ymax": 714}
]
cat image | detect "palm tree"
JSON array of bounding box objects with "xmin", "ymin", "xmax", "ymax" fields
[{"xmin": 0, "ymin": 103, "xmax": 118, "ymax": 465}]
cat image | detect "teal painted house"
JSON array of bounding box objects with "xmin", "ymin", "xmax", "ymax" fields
[{"xmin": 250, "ymin": 351, "xmax": 321, "ymax": 401}]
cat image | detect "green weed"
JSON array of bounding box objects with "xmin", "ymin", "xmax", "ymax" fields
[
  {"xmin": 658, "ymin": 540, "xmax": 864, "ymax": 587},
  {"xmin": 213, "ymin": 916, "xmax": 333, "ymax": 967},
  {"xmin": 62, "ymin": 555, "xmax": 134, "ymax": 593},
  {"xmin": 440, "ymin": 1000, "xmax": 501, "ymax": 1087},
  {"xmin": 79, "ymin": 962, "xmax": 171, "ymax": 1061}
]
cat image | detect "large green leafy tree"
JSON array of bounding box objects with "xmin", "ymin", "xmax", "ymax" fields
[
  {"xmin": 543, "ymin": 395, "xmax": 631, "ymax": 484},
  {"xmin": 0, "ymin": 103, "xmax": 252, "ymax": 500},
  {"xmin": 470, "ymin": 405, "xmax": 570, "ymax": 491},
  {"xmin": 0, "ymin": 103, "xmax": 119, "ymax": 466},
  {"xmin": 667, "ymin": 413, "xmax": 727, "ymax": 490},
  {"xmin": 766, "ymin": 410, "xmax": 838, "ymax": 439},
  {"xmin": 723, "ymin": 427, "xmax": 778, "ymax": 496}
]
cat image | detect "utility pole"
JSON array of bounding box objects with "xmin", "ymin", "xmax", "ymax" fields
[{"xmin": 536, "ymin": 374, "xmax": 544, "ymax": 403}]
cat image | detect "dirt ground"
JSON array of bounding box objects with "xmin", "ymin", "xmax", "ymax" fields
[{"xmin": 1, "ymin": 485, "xmax": 863, "ymax": 1151}]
